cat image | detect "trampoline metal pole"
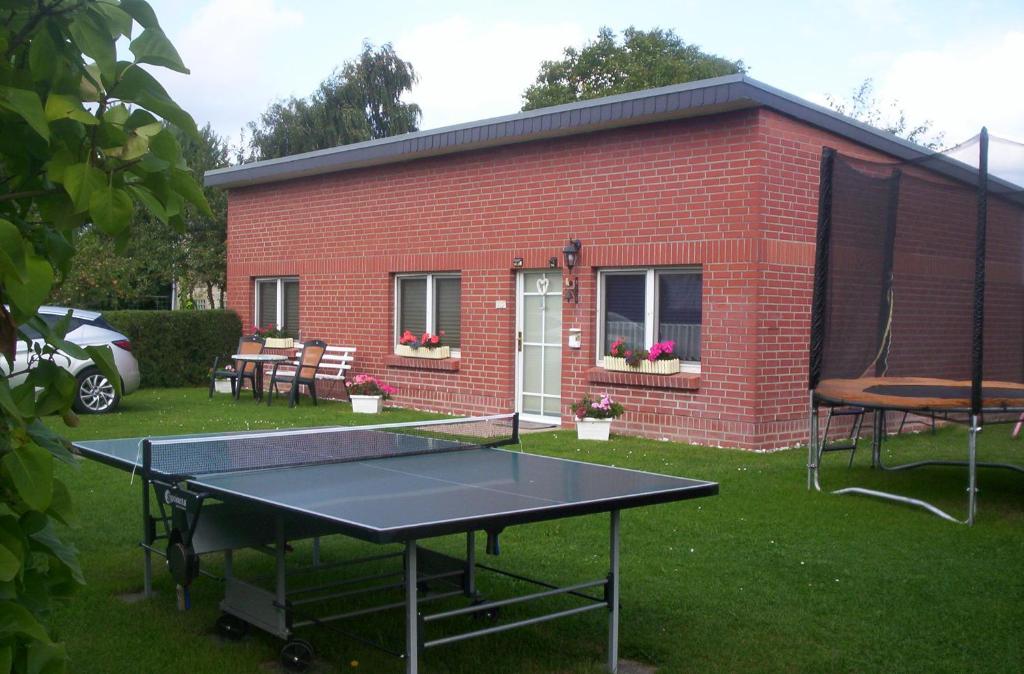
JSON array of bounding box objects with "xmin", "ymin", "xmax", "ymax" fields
[
  {"xmin": 871, "ymin": 411, "xmax": 883, "ymax": 469},
  {"xmin": 808, "ymin": 392, "xmax": 819, "ymax": 491},
  {"xmin": 967, "ymin": 415, "xmax": 979, "ymax": 526}
]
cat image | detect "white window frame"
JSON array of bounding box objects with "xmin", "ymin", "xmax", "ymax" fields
[
  {"xmin": 595, "ymin": 267, "xmax": 702, "ymax": 372},
  {"xmin": 254, "ymin": 276, "xmax": 299, "ymax": 334},
  {"xmin": 394, "ymin": 272, "xmax": 462, "ymax": 357}
]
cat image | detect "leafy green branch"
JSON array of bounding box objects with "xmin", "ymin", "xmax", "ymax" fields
[{"xmin": 0, "ymin": 2, "xmax": 207, "ymax": 670}]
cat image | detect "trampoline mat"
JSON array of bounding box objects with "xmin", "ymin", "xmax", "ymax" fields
[
  {"xmin": 865, "ymin": 384, "xmax": 1024, "ymax": 400},
  {"xmin": 815, "ymin": 377, "xmax": 1024, "ymax": 412}
]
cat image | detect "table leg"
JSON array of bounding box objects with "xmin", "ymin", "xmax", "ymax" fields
[
  {"xmin": 464, "ymin": 531, "xmax": 477, "ymax": 597},
  {"xmin": 255, "ymin": 363, "xmax": 264, "ymax": 401},
  {"xmin": 405, "ymin": 541, "xmax": 419, "ymax": 674},
  {"xmin": 142, "ymin": 476, "xmax": 153, "ymax": 597},
  {"xmin": 275, "ymin": 515, "xmax": 288, "ymax": 637},
  {"xmin": 608, "ymin": 510, "xmax": 620, "ymax": 673}
]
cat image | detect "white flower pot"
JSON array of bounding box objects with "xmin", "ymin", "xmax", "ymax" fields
[
  {"xmin": 214, "ymin": 380, "xmax": 233, "ymax": 394},
  {"xmin": 576, "ymin": 418, "xmax": 613, "ymax": 441},
  {"xmin": 351, "ymin": 395, "xmax": 384, "ymax": 414}
]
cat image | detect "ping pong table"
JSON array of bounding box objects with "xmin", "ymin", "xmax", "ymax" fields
[{"xmin": 73, "ymin": 413, "xmax": 717, "ymax": 673}]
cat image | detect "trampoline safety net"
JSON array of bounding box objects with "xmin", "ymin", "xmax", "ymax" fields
[{"xmin": 809, "ymin": 131, "xmax": 1024, "ymax": 413}]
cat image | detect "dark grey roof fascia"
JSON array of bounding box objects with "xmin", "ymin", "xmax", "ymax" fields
[
  {"xmin": 205, "ymin": 74, "xmax": 753, "ymax": 189},
  {"xmin": 205, "ymin": 74, "xmax": 1019, "ymax": 201}
]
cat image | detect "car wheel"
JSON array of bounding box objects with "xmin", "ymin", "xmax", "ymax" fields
[{"xmin": 73, "ymin": 368, "xmax": 121, "ymax": 414}]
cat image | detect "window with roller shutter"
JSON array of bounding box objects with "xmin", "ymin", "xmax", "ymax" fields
[
  {"xmin": 395, "ymin": 273, "xmax": 461, "ymax": 351},
  {"xmin": 254, "ymin": 277, "xmax": 300, "ymax": 338},
  {"xmin": 598, "ymin": 267, "xmax": 702, "ymax": 367}
]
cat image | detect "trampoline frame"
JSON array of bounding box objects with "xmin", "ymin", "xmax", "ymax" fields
[{"xmin": 808, "ymin": 393, "xmax": 1024, "ymax": 525}]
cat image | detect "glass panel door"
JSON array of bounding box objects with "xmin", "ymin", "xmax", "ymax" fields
[{"xmin": 517, "ymin": 271, "xmax": 562, "ymax": 423}]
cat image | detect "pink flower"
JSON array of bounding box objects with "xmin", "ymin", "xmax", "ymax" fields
[{"xmin": 648, "ymin": 340, "xmax": 677, "ymax": 361}]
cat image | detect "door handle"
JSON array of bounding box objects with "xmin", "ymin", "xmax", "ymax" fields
[{"xmin": 517, "ymin": 331, "xmax": 523, "ymax": 352}]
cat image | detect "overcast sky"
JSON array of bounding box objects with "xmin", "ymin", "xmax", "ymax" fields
[{"xmin": 146, "ymin": 0, "xmax": 1024, "ymax": 163}]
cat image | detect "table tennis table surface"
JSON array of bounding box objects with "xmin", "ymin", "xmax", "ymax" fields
[{"xmin": 74, "ymin": 427, "xmax": 718, "ymax": 543}]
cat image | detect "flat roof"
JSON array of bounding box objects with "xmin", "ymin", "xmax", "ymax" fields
[{"xmin": 204, "ymin": 74, "xmax": 1008, "ymax": 196}]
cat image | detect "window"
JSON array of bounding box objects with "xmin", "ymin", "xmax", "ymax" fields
[
  {"xmin": 255, "ymin": 277, "xmax": 299, "ymax": 337},
  {"xmin": 598, "ymin": 268, "xmax": 702, "ymax": 365},
  {"xmin": 38, "ymin": 313, "xmax": 85, "ymax": 333},
  {"xmin": 395, "ymin": 274, "xmax": 461, "ymax": 350}
]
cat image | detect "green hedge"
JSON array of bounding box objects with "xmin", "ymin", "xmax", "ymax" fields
[{"xmin": 104, "ymin": 310, "xmax": 242, "ymax": 388}]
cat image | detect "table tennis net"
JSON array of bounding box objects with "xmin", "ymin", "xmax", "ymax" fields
[{"xmin": 143, "ymin": 414, "xmax": 519, "ymax": 477}]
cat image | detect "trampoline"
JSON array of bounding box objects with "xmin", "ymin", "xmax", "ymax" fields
[
  {"xmin": 807, "ymin": 129, "xmax": 1024, "ymax": 524},
  {"xmin": 815, "ymin": 377, "xmax": 1024, "ymax": 413}
]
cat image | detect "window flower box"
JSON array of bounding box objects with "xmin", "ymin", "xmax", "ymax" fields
[
  {"xmin": 264, "ymin": 337, "xmax": 295, "ymax": 349},
  {"xmin": 250, "ymin": 322, "xmax": 295, "ymax": 349},
  {"xmin": 603, "ymin": 355, "xmax": 680, "ymax": 375},
  {"xmin": 395, "ymin": 345, "xmax": 450, "ymax": 359},
  {"xmin": 351, "ymin": 395, "xmax": 384, "ymax": 414}
]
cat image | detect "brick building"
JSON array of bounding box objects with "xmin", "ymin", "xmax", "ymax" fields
[{"xmin": 206, "ymin": 75, "xmax": 965, "ymax": 450}]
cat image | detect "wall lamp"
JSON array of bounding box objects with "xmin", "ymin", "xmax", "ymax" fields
[
  {"xmin": 562, "ymin": 239, "xmax": 582, "ymax": 304},
  {"xmin": 561, "ymin": 239, "xmax": 582, "ymax": 273}
]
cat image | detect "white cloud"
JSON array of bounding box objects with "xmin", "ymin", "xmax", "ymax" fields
[
  {"xmin": 159, "ymin": 0, "xmax": 305, "ymax": 144},
  {"xmin": 874, "ymin": 30, "xmax": 1024, "ymax": 146},
  {"xmin": 395, "ymin": 16, "xmax": 586, "ymax": 130}
]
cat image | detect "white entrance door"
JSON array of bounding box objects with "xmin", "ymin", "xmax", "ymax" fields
[{"xmin": 516, "ymin": 270, "xmax": 562, "ymax": 424}]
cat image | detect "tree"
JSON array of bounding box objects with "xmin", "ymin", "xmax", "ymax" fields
[
  {"xmin": 52, "ymin": 123, "xmax": 231, "ymax": 310},
  {"xmin": 0, "ymin": 2, "xmax": 208, "ymax": 669},
  {"xmin": 245, "ymin": 41, "xmax": 420, "ymax": 161},
  {"xmin": 49, "ymin": 224, "xmax": 177, "ymax": 309},
  {"xmin": 522, "ymin": 26, "xmax": 745, "ymax": 111},
  {"xmin": 175, "ymin": 124, "xmax": 230, "ymax": 307},
  {"xmin": 825, "ymin": 78, "xmax": 944, "ymax": 149}
]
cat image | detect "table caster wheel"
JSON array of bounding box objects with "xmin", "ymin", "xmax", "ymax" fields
[
  {"xmin": 216, "ymin": 613, "xmax": 248, "ymax": 641},
  {"xmin": 281, "ymin": 638, "xmax": 314, "ymax": 672}
]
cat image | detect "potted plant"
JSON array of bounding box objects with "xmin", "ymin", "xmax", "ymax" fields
[
  {"xmin": 346, "ymin": 374, "xmax": 398, "ymax": 413},
  {"xmin": 252, "ymin": 324, "xmax": 294, "ymax": 349},
  {"xmin": 395, "ymin": 330, "xmax": 450, "ymax": 359},
  {"xmin": 570, "ymin": 393, "xmax": 625, "ymax": 441},
  {"xmin": 603, "ymin": 338, "xmax": 681, "ymax": 375}
]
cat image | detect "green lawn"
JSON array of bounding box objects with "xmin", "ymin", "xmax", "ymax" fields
[{"xmin": 50, "ymin": 389, "xmax": 1023, "ymax": 673}]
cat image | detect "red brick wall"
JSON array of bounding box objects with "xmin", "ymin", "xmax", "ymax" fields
[{"xmin": 225, "ymin": 107, "xmax": 905, "ymax": 449}]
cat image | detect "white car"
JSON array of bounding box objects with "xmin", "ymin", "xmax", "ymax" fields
[{"xmin": 1, "ymin": 306, "xmax": 141, "ymax": 413}]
